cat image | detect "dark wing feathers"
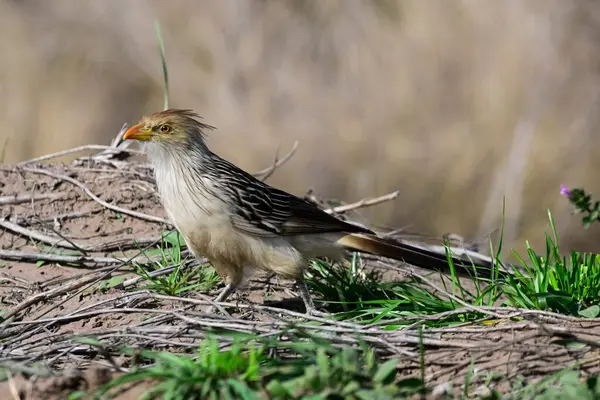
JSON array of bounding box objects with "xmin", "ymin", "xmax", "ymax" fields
[{"xmin": 204, "ymin": 155, "xmax": 373, "ymax": 238}]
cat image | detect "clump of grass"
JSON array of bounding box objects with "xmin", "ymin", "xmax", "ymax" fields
[
  {"xmin": 265, "ymin": 343, "xmax": 423, "ymax": 399},
  {"xmin": 134, "ymin": 230, "xmax": 221, "ymax": 296},
  {"xmin": 92, "ymin": 339, "xmax": 264, "ymax": 399},
  {"xmin": 506, "ymin": 368, "xmax": 600, "ymax": 400},
  {"xmin": 305, "ymin": 254, "xmax": 490, "ymax": 326},
  {"xmin": 500, "ymin": 210, "xmax": 600, "ymax": 317},
  {"xmin": 86, "ymin": 336, "xmax": 423, "ymax": 400}
]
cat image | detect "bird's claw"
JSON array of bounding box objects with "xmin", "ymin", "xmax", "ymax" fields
[{"xmin": 304, "ymin": 307, "xmax": 332, "ymax": 319}]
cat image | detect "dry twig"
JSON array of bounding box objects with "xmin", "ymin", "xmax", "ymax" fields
[
  {"xmin": 17, "ymin": 145, "xmax": 144, "ymax": 166},
  {"xmin": 253, "ymin": 141, "xmax": 299, "ymax": 180},
  {"xmin": 0, "ymin": 193, "xmax": 67, "ymax": 206},
  {"xmin": 19, "ymin": 166, "xmax": 170, "ymax": 225},
  {"xmin": 324, "ymin": 190, "xmax": 400, "ymax": 214}
]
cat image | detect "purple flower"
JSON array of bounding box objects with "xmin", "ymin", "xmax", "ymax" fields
[{"xmin": 560, "ymin": 184, "xmax": 570, "ymax": 197}]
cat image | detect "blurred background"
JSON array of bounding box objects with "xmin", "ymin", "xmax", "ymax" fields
[{"xmin": 1, "ymin": 0, "xmax": 600, "ymax": 259}]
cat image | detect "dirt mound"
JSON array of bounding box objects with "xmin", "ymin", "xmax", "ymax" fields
[{"xmin": 1, "ymin": 155, "xmax": 599, "ymax": 399}]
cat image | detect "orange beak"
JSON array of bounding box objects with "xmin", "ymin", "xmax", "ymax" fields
[{"xmin": 119, "ymin": 123, "xmax": 153, "ymax": 145}]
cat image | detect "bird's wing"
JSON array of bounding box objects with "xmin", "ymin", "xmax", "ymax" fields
[
  {"xmin": 231, "ymin": 186, "xmax": 371, "ymax": 237},
  {"xmin": 208, "ymin": 157, "xmax": 372, "ymax": 238}
]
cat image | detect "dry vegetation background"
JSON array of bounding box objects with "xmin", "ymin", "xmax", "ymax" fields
[{"xmin": 2, "ymin": 0, "xmax": 600, "ymax": 259}]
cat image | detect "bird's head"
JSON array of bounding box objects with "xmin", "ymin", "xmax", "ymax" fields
[{"xmin": 119, "ymin": 109, "xmax": 215, "ymax": 148}]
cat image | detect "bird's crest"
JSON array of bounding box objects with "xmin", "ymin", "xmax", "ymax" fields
[{"xmin": 147, "ymin": 109, "xmax": 217, "ymax": 134}]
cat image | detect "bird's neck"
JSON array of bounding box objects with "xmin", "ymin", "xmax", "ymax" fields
[{"xmin": 144, "ymin": 140, "xmax": 213, "ymax": 176}]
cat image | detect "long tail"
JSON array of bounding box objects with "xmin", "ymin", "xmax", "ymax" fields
[{"xmin": 336, "ymin": 233, "xmax": 508, "ymax": 279}]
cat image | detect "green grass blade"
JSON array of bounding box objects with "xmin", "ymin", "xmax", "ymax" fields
[{"xmin": 154, "ymin": 20, "xmax": 169, "ymax": 110}]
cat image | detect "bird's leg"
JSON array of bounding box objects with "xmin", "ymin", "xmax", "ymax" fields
[
  {"xmin": 205, "ymin": 282, "xmax": 238, "ymax": 315},
  {"xmin": 205, "ymin": 263, "xmax": 244, "ymax": 315},
  {"xmin": 296, "ymin": 278, "xmax": 315, "ymax": 313},
  {"xmin": 295, "ymin": 278, "xmax": 331, "ymax": 318},
  {"xmin": 214, "ymin": 282, "xmax": 237, "ymax": 303}
]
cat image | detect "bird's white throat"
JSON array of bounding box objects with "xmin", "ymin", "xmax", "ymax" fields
[{"xmin": 143, "ymin": 141, "xmax": 224, "ymax": 233}]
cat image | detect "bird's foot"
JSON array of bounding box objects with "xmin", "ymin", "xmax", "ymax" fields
[
  {"xmin": 305, "ymin": 307, "xmax": 332, "ymax": 319},
  {"xmin": 202, "ymin": 283, "xmax": 237, "ymax": 316},
  {"xmin": 202, "ymin": 304, "xmax": 231, "ymax": 317},
  {"xmin": 294, "ymin": 278, "xmax": 333, "ymax": 319}
]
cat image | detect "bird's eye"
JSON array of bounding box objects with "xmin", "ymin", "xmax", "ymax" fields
[{"xmin": 159, "ymin": 124, "xmax": 171, "ymax": 133}]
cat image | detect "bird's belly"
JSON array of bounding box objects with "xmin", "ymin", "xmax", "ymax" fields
[
  {"xmin": 164, "ymin": 199, "xmax": 231, "ymax": 255},
  {"xmin": 165, "ymin": 197, "xmax": 305, "ymax": 278},
  {"xmin": 154, "ymin": 172, "xmax": 227, "ymax": 252},
  {"xmin": 153, "ymin": 167, "xmax": 305, "ymax": 279}
]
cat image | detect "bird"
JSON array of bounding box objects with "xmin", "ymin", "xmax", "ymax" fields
[{"xmin": 117, "ymin": 109, "xmax": 496, "ymax": 314}]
